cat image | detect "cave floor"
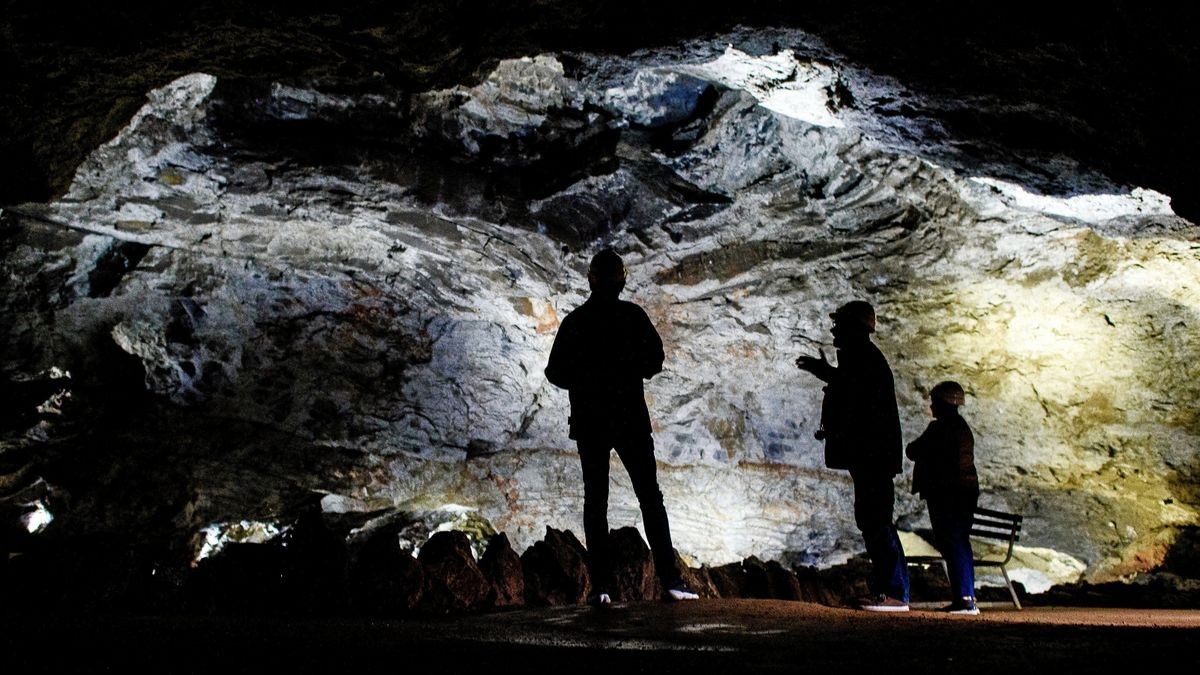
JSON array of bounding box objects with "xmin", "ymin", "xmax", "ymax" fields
[{"xmin": 4, "ymin": 600, "xmax": 1198, "ymax": 673}]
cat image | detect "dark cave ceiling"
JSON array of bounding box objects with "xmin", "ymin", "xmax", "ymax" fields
[{"xmin": 1, "ymin": 1, "xmax": 1198, "ymax": 220}]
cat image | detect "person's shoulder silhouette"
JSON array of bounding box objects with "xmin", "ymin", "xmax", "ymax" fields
[{"xmin": 546, "ymin": 250, "xmax": 663, "ymax": 391}]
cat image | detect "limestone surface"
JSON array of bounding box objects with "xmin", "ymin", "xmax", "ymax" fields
[{"xmin": 2, "ymin": 27, "xmax": 1198, "ymax": 588}]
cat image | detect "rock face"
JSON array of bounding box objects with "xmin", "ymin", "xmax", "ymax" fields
[
  {"xmin": 479, "ymin": 532, "xmax": 525, "ymax": 607},
  {"xmin": 520, "ymin": 527, "xmax": 592, "ymax": 605},
  {"xmin": 608, "ymin": 526, "xmax": 658, "ymax": 601},
  {"xmin": 418, "ymin": 530, "xmax": 489, "ymax": 610},
  {"xmin": 2, "ymin": 26, "xmax": 1199, "ymax": 591}
]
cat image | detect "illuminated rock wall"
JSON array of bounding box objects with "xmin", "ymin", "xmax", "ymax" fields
[{"xmin": 3, "ymin": 28, "xmax": 1197, "ymax": 583}]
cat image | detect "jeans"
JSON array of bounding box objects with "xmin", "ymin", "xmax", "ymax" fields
[
  {"xmin": 851, "ymin": 469, "xmax": 910, "ymax": 602},
  {"xmin": 578, "ymin": 432, "xmax": 680, "ymax": 591},
  {"xmin": 927, "ymin": 492, "xmax": 979, "ymax": 599}
]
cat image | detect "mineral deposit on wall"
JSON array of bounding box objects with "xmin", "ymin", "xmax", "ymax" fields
[{"xmin": 3, "ymin": 28, "xmax": 1197, "ymax": 585}]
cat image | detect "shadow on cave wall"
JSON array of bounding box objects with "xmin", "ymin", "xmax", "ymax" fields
[{"xmin": 1162, "ymin": 525, "xmax": 1200, "ymax": 577}]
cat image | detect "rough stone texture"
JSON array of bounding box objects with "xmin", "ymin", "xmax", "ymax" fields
[
  {"xmin": 708, "ymin": 562, "xmax": 749, "ymax": 599},
  {"xmin": 391, "ymin": 505, "xmax": 497, "ymax": 561},
  {"xmin": 479, "ymin": 532, "xmax": 525, "ymax": 607},
  {"xmin": 418, "ymin": 530, "xmax": 488, "ymax": 611},
  {"xmin": 1032, "ymin": 573, "xmax": 1200, "ymax": 609},
  {"xmin": 744, "ymin": 556, "xmax": 804, "ymax": 601},
  {"xmin": 520, "ymin": 527, "xmax": 591, "ymax": 605},
  {"xmin": 793, "ymin": 565, "xmax": 843, "ymax": 606},
  {"xmin": 5, "ymin": 4, "xmax": 1199, "ymax": 220},
  {"xmin": 812, "ymin": 557, "xmax": 875, "ymax": 606},
  {"xmin": 677, "ymin": 556, "xmax": 720, "ymax": 600},
  {"xmin": 2, "ymin": 24, "xmax": 1199, "ymax": 595},
  {"xmin": 607, "ymin": 526, "xmax": 657, "ymax": 601}
]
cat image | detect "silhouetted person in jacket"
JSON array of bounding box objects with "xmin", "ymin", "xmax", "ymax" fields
[
  {"xmin": 545, "ymin": 249, "xmax": 698, "ymax": 605},
  {"xmin": 796, "ymin": 301, "xmax": 910, "ymax": 611},
  {"xmin": 907, "ymin": 380, "xmax": 980, "ymax": 615}
]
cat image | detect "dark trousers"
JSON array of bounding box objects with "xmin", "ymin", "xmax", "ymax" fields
[
  {"xmin": 578, "ymin": 432, "xmax": 680, "ymax": 592},
  {"xmin": 927, "ymin": 492, "xmax": 979, "ymax": 599},
  {"xmin": 851, "ymin": 469, "xmax": 910, "ymax": 602}
]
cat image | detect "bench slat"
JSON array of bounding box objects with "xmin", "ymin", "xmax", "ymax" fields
[
  {"xmin": 974, "ymin": 506, "xmax": 1022, "ymax": 522},
  {"xmin": 970, "ymin": 528, "xmax": 1020, "ymax": 540},
  {"xmin": 973, "ymin": 516, "xmax": 1021, "ymax": 525},
  {"xmin": 973, "ymin": 528, "xmax": 1021, "ymax": 537},
  {"xmin": 969, "ymin": 521, "xmax": 1017, "ymax": 530}
]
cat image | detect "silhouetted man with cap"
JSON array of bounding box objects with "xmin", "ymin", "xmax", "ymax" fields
[
  {"xmin": 796, "ymin": 300, "xmax": 910, "ymax": 611},
  {"xmin": 545, "ymin": 249, "xmax": 698, "ymax": 605}
]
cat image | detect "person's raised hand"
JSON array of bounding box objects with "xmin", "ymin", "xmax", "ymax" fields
[{"xmin": 794, "ymin": 351, "xmax": 829, "ymax": 373}]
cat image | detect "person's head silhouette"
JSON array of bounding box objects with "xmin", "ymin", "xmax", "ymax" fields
[
  {"xmin": 929, "ymin": 380, "xmax": 966, "ymax": 418},
  {"xmin": 588, "ymin": 249, "xmax": 626, "ymax": 299},
  {"xmin": 829, "ymin": 300, "xmax": 875, "ymax": 347}
]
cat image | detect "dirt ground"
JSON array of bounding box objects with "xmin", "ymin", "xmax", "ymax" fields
[{"xmin": 3, "ymin": 600, "xmax": 1197, "ymax": 673}]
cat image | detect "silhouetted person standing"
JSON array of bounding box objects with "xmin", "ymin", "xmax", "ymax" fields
[
  {"xmin": 796, "ymin": 301, "xmax": 910, "ymax": 611},
  {"xmin": 545, "ymin": 249, "xmax": 698, "ymax": 605},
  {"xmin": 907, "ymin": 380, "xmax": 980, "ymax": 615}
]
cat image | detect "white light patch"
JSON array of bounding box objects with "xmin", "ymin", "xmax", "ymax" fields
[
  {"xmin": 36, "ymin": 390, "xmax": 71, "ymax": 416},
  {"xmin": 987, "ymin": 569, "xmax": 1055, "ymax": 595},
  {"xmin": 680, "ymin": 46, "xmax": 845, "ymax": 128},
  {"xmin": 192, "ymin": 520, "xmax": 285, "ymax": 566},
  {"xmin": 677, "ymin": 623, "xmax": 740, "ymax": 633},
  {"xmin": 430, "ymin": 503, "xmax": 475, "ymax": 533},
  {"xmin": 319, "ymin": 492, "xmax": 371, "ymax": 514},
  {"xmin": 32, "ymin": 366, "xmax": 73, "ymax": 415},
  {"xmin": 471, "ymin": 632, "xmax": 737, "ymax": 652},
  {"xmin": 410, "ymin": 503, "xmax": 491, "ymax": 560},
  {"xmin": 21, "ymin": 501, "xmax": 54, "ymax": 534},
  {"xmin": 109, "ymin": 73, "xmax": 218, "ymax": 148},
  {"xmin": 970, "ymin": 177, "xmax": 1175, "ymax": 221},
  {"xmin": 269, "ymin": 83, "xmax": 354, "ymax": 120}
]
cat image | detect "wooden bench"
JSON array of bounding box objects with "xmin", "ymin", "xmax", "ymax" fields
[{"xmin": 907, "ymin": 506, "xmax": 1025, "ymax": 609}]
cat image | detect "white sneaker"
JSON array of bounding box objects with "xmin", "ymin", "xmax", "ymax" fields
[
  {"xmin": 665, "ymin": 584, "xmax": 699, "ymax": 601},
  {"xmin": 858, "ymin": 594, "xmax": 910, "ymax": 612},
  {"xmin": 944, "ymin": 597, "xmax": 980, "ymax": 615}
]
